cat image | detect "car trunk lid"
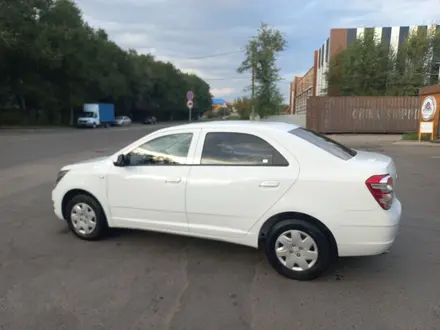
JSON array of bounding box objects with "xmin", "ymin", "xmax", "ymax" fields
[{"xmin": 349, "ymin": 150, "xmax": 397, "ymax": 182}]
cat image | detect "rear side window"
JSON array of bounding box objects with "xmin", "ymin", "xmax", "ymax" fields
[
  {"xmin": 289, "ymin": 128, "xmax": 357, "ymax": 160},
  {"xmin": 201, "ymin": 132, "xmax": 289, "ymax": 166}
]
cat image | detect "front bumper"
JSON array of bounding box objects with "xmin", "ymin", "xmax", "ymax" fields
[
  {"xmin": 52, "ymin": 187, "xmax": 65, "ymax": 221},
  {"xmin": 77, "ymin": 122, "xmax": 95, "ymax": 127},
  {"xmin": 335, "ymin": 198, "xmax": 402, "ymax": 257}
]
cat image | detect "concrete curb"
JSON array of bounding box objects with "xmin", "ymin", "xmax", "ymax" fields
[
  {"xmin": 393, "ymin": 141, "xmax": 440, "ymax": 146},
  {"xmin": 0, "ymin": 127, "xmax": 69, "ymax": 132},
  {"xmin": 0, "ymin": 122, "xmax": 187, "ymax": 133}
]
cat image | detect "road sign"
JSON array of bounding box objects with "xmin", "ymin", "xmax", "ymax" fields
[
  {"xmin": 186, "ymin": 91, "xmax": 194, "ymax": 100},
  {"xmin": 187, "ymin": 100, "xmax": 193, "ymax": 122}
]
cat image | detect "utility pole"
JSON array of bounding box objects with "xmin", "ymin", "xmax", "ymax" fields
[
  {"xmin": 251, "ymin": 45, "xmax": 257, "ymax": 120},
  {"xmin": 251, "ymin": 65, "xmax": 255, "ymax": 119},
  {"xmin": 238, "ymin": 39, "xmax": 258, "ymax": 119}
]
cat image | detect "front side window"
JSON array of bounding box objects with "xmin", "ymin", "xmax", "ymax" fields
[
  {"xmin": 126, "ymin": 133, "xmax": 193, "ymax": 166},
  {"xmin": 200, "ymin": 132, "xmax": 289, "ymax": 166}
]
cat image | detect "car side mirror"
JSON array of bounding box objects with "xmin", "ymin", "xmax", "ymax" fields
[{"xmin": 114, "ymin": 154, "xmax": 127, "ymax": 167}]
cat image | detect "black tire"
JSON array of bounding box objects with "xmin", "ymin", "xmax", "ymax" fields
[
  {"xmin": 264, "ymin": 219, "xmax": 333, "ymax": 281},
  {"xmin": 65, "ymin": 194, "xmax": 108, "ymax": 241}
]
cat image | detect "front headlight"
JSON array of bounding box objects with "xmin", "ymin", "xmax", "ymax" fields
[{"xmin": 55, "ymin": 170, "xmax": 69, "ymax": 185}]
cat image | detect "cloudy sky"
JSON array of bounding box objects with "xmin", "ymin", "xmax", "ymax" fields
[{"xmin": 76, "ymin": 0, "xmax": 440, "ymax": 103}]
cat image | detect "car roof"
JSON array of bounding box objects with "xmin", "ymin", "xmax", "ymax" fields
[{"xmin": 166, "ymin": 121, "xmax": 299, "ymax": 132}]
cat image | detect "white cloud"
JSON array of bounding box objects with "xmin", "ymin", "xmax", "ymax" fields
[
  {"xmin": 282, "ymin": 72, "xmax": 306, "ymax": 81},
  {"xmin": 210, "ymin": 88, "xmax": 235, "ymax": 97},
  {"xmin": 82, "ymin": 0, "xmax": 168, "ymax": 5},
  {"xmin": 325, "ymin": 0, "xmax": 440, "ymax": 27},
  {"xmin": 113, "ymin": 33, "xmax": 152, "ymax": 49},
  {"xmin": 76, "ymin": 0, "xmax": 440, "ymax": 105},
  {"xmin": 76, "ymin": 0, "xmax": 271, "ymax": 103}
]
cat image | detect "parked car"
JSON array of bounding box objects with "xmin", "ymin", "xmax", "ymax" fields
[
  {"xmin": 143, "ymin": 116, "xmax": 157, "ymax": 124},
  {"xmin": 113, "ymin": 116, "xmax": 132, "ymax": 126},
  {"xmin": 51, "ymin": 121, "xmax": 402, "ymax": 281}
]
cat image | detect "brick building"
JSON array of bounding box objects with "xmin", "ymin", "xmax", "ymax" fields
[
  {"xmin": 289, "ymin": 24, "xmax": 440, "ymax": 114},
  {"xmin": 290, "ymin": 64, "xmax": 317, "ymax": 114}
]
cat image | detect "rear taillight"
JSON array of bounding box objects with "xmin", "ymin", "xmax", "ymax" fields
[{"xmin": 365, "ymin": 174, "xmax": 394, "ymax": 210}]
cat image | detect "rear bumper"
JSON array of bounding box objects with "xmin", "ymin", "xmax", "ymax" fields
[{"xmin": 334, "ymin": 198, "xmax": 402, "ymax": 257}]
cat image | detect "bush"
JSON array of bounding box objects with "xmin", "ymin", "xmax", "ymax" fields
[{"xmin": 402, "ymin": 132, "xmax": 430, "ymax": 141}]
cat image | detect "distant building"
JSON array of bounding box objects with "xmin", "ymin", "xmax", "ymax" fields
[
  {"xmin": 290, "ymin": 65, "xmax": 317, "ymax": 115},
  {"xmin": 212, "ymin": 98, "xmax": 228, "ymax": 113},
  {"xmin": 315, "ymin": 25, "xmax": 440, "ymax": 96},
  {"xmin": 289, "ymin": 24, "xmax": 440, "ymax": 113}
]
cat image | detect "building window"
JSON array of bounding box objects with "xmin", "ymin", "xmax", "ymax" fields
[
  {"xmin": 325, "ymin": 38, "xmax": 329, "ymax": 62},
  {"xmin": 318, "ymin": 48, "xmax": 321, "ymax": 68}
]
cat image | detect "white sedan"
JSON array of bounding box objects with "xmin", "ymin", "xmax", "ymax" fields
[
  {"xmin": 113, "ymin": 116, "xmax": 132, "ymax": 126},
  {"xmin": 51, "ymin": 121, "xmax": 402, "ymax": 281}
]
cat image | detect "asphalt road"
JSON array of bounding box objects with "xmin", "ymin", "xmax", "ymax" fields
[{"xmin": 1, "ymin": 125, "xmax": 440, "ymax": 330}]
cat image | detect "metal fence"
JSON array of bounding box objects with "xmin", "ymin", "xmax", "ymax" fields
[{"xmin": 306, "ymin": 96, "xmax": 420, "ymax": 133}]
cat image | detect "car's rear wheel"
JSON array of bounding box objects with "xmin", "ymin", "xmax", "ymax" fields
[
  {"xmin": 65, "ymin": 194, "xmax": 107, "ymax": 240},
  {"xmin": 264, "ymin": 219, "xmax": 333, "ymax": 281}
]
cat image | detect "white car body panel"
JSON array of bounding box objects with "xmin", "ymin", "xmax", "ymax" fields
[
  {"xmin": 105, "ymin": 128, "xmax": 201, "ymax": 233},
  {"xmin": 185, "ymin": 127, "xmax": 300, "ymax": 238},
  {"xmin": 53, "ymin": 158, "xmax": 110, "ymax": 224},
  {"xmin": 52, "ymin": 121, "xmax": 402, "ymax": 257}
]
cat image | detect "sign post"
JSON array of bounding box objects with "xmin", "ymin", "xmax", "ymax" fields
[
  {"xmin": 186, "ymin": 91, "xmax": 194, "ymax": 122},
  {"xmin": 418, "ymin": 86, "xmax": 440, "ymax": 142},
  {"xmin": 186, "ymin": 100, "xmax": 193, "ymax": 122}
]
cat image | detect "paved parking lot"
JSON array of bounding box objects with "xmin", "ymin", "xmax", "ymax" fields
[{"xmin": 0, "ymin": 125, "xmax": 439, "ymax": 330}]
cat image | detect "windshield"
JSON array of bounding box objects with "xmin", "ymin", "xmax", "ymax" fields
[
  {"xmin": 115, "ymin": 116, "xmax": 124, "ymax": 120},
  {"xmin": 81, "ymin": 112, "xmax": 96, "ymax": 118},
  {"xmin": 289, "ymin": 127, "xmax": 357, "ymax": 160}
]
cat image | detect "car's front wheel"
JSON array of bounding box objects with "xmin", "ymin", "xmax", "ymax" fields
[
  {"xmin": 65, "ymin": 194, "xmax": 108, "ymax": 240},
  {"xmin": 264, "ymin": 219, "xmax": 333, "ymax": 281}
]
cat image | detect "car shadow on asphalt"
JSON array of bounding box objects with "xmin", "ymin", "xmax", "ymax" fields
[
  {"xmin": 93, "ymin": 228, "xmax": 393, "ymax": 282},
  {"xmin": 329, "ymin": 254, "xmax": 398, "ymax": 281},
  {"xmin": 107, "ymin": 228, "xmax": 257, "ymax": 255}
]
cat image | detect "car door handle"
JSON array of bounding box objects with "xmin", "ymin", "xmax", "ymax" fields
[
  {"xmin": 259, "ymin": 181, "xmax": 280, "ymax": 188},
  {"xmin": 165, "ymin": 177, "xmax": 181, "ymax": 183}
]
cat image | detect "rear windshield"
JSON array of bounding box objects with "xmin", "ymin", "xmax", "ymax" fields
[{"xmin": 289, "ymin": 128, "xmax": 357, "ymax": 160}]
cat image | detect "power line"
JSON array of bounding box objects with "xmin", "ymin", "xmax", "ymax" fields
[
  {"xmin": 161, "ymin": 50, "xmax": 243, "ymax": 60},
  {"xmin": 203, "ymin": 76, "xmax": 291, "ymax": 82},
  {"xmin": 186, "ymin": 50, "xmax": 243, "ymax": 60}
]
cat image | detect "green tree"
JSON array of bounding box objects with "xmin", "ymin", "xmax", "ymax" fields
[
  {"xmin": 326, "ymin": 29, "xmax": 394, "ymax": 96},
  {"xmin": 326, "ymin": 28, "xmax": 440, "ymax": 96},
  {"xmin": 237, "ymin": 23, "xmax": 286, "ymax": 117},
  {"xmin": 388, "ymin": 28, "xmax": 440, "ymax": 95},
  {"xmin": 0, "ymin": 0, "xmax": 212, "ymax": 125},
  {"xmin": 233, "ymin": 96, "xmax": 252, "ymax": 119}
]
